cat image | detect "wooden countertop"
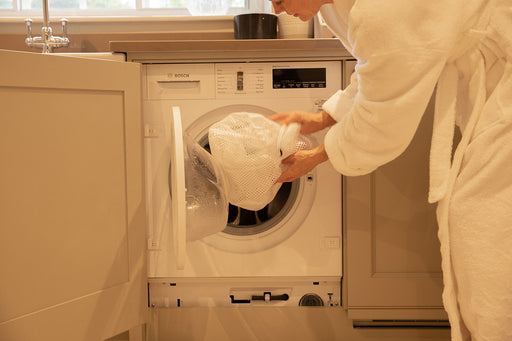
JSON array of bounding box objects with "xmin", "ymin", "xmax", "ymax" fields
[{"xmin": 109, "ymin": 38, "xmax": 349, "ymax": 55}]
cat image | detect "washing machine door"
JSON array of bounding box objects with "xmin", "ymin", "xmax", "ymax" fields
[
  {"xmin": 184, "ymin": 105, "xmax": 318, "ymax": 254},
  {"xmin": 169, "ymin": 107, "xmax": 187, "ymax": 269},
  {"xmin": 169, "ymin": 106, "xmax": 229, "ymax": 269}
]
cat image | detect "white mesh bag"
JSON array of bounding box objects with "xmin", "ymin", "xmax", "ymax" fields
[{"xmin": 208, "ymin": 112, "xmax": 312, "ymax": 211}]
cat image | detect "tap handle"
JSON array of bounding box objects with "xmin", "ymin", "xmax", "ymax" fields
[
  {"xmin": 24, "ymin": 18, "xmax": 33, "ymax": 38},
  {"xmin": 60, "ymin": 18, "xmax": 68, "ymax": 38}
]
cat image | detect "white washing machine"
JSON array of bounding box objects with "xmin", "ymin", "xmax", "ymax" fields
[{"xmin": 142, "ymin": 60, "xmax": 343, "ymax": 307}]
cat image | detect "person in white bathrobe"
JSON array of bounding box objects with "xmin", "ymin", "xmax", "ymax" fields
[{"xmin": 269, "ymin": 0, "xmax": 512, "ymax": 340}]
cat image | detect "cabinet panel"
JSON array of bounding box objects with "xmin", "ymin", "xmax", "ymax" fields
[
  {"xmin": 0, "ymin": 50, "xmax": 147, "ymax": 340},
  {"xmin": 1, "ymin": 87, "xmax": 129, "ymax": 322},
  {"xmin": 346, "ymin": 94, "xmax": 447, "ymax": 320}
]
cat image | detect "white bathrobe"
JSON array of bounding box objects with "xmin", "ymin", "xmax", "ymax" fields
[{"xmin": 320, "ymin": 0, "xmax": 512, "ymax": 340}]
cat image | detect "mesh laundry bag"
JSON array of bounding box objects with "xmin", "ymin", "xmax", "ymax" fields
[{"xmin": 208, "ymin": 112, "xmax": 312, "ymax": 211}]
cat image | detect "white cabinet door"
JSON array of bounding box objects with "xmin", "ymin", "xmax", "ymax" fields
[
  {"xmin": 346, "ymin": 95, "xmax": 447, "ymax": 321},
  {"xmin": 0, "ymin": 50, "xmax": 147, "ymax": 340}
]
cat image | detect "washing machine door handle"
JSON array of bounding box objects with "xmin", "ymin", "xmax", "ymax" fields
[{"xmin": 170, "ymin": 106, "xmax": 187, "ymax": 270}]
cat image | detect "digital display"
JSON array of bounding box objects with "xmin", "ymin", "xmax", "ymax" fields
[
  {"xmin": 236, "ymin": 71, "xmax": 244, "ymax": 91},
  {"xmin": 272, "ymin": 68, "xmax": 326, "ymax": 89}
]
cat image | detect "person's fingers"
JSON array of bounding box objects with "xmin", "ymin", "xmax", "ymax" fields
[
  {"xmin": 281, "ymin": 154, "xmax": 295, "ymax": 164},
  {"xmin": 267, "ymin": 112, "xmax": 288, "ymax": 122},
  {"xmin": 275, "ymin": 169, "xmax": 297, "ymax": 183},
  {"xmin": 276, "ymin": 175, "xmax": 290, "ymax": 183},
  {"xmin": 299, "ymin": 125, "xmax": 312, "ymax": 134},
  {"xmin": 268, "ymin": 112, "xmax": 305, "ymax": 126}
]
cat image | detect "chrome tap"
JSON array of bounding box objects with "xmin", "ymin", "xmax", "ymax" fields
[{"xmin": 25, "ymin": 0, "xmax": 69, "ymax": 53}]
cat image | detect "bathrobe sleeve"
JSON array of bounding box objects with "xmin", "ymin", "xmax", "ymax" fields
[{"xmin": 323, "ymin": 0, "xmax": 462, "ymax": 176}]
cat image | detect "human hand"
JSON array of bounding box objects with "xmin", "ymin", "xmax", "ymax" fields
[
  {"xmin": 268, "ymin": 111, "xmax": 336, "ymax": 135},
  {"xmin": 276, "ymin": 144, "xmax": 329, "ymax": 183}
]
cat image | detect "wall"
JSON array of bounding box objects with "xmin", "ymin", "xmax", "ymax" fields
[{"xmin": 0, "ymin": 16, "xmax": 235, "ymax": 52}]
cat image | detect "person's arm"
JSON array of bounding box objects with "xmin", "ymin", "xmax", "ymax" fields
[
  {"xmin": 268, "ymin": 111, "xmax": 336, "ymax": 134},
  {"xmin": 322, "ymin": 0, "xmax": 462, "ymax": 176}
]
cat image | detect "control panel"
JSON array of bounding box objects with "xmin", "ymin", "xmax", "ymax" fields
[
  {"xmin": 144, "ymin": 61, "xmax": 341, "ymax": 101},
  {"xmin": 215, "ymin": 61, "xmax": 339, "ymax": 99}
]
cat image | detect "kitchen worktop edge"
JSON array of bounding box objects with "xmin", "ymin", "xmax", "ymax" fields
[{"xmin": 109, "ymin": 38, "xmax": 350, "ymax": 56}]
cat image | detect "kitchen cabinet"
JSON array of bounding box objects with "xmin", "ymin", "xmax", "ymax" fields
[
  {"xmin": 345, "ymin": 88, "xmax": 448, "ymax": 323},
  {"xmin": 0, "ymin": 50, "xmax": 147, "ymax": 340}
]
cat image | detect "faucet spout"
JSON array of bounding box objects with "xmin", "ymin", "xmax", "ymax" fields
[{"xmin": 42, "ymin": 0, "xmax": 49, "ymax": 28}]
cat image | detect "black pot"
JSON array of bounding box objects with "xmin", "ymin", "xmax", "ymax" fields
[{"xmin": 234, "ymin": 13, "xmax": 278, "ymax": 39}]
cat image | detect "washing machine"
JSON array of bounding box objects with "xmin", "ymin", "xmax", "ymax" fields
[{"xmin": 142, "ymin": 60, "xmax": 343, "ymax": 307}]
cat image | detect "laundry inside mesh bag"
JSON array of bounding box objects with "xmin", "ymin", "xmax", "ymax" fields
[
  {"xmin": 208, "ymin": 112, "xmax": 313, "ymax": 211},
  {"xmin": 183, "ymin": 134, "xmax": 229, "ymax": 241}
]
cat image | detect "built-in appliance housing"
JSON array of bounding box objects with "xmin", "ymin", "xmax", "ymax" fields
[{"xmin": 142, "ymin": 59, "xmax": 344, "ymax": 308}]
